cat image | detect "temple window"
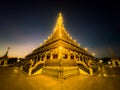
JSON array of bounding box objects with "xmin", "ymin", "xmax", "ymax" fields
[
  {"xmin": 63, "ymin": 54, "xmax": 68, "ymax": 59},
  {"xmin": 53, "ymin": 54, "xmax": 58, "ymax": 59},
  {"xmin": 71, "ymin": 55, "xmax": 74, "ymax": 59},
  {"xmin": 47, "ymin": 55, "xmax": 50, "ymax": 59}
]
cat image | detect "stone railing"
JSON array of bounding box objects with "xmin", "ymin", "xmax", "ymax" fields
[
  {"xmin": 28, "ymin": 61, "xmax": 44, "ymax": 75},
  {"xmin": 31, "ymin": 61, "xmax": 44, "ymax": 70},
  {"xmin": 76, "ymin": 61, "xmax": 91, "ymax": 74},
  {"xmin": 76, "ymin": 61, "xmax": 90, "ymax": 70}
]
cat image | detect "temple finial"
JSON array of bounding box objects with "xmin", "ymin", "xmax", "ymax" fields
[{"xmin": 56, "ymin": 12, "xmax": 63, "ymax": 26}]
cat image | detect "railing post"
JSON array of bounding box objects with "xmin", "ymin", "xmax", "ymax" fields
[
  {"xmin": 90, "ymin": 68, "xmax": 93, "ymax": 75},
  {"xmin": 28, "ymin": 68, "xmax": 32, "ymax": 75}
]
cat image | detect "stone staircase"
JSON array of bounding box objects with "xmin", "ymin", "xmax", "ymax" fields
[
  {"xmin": 23, "ymin": 59, "xmax": 97, "ymax": 77},
  {"xmin": 78, "ymin": 64, "xmax": 90, "ymax": 74},
  {"xmin": 31, "ymin": 63, "xmax": 43, "ymax": 74},
  {"xmin": 28, "ymin": 61, "xmax": 44, "ymax": 75},
  {"xmin": 76, "ymin": 61, "xmax": 90, "ymax": 74},
  {"xmin": 42, "ymin": 66, "xmax": 80, "ymax": 78}
]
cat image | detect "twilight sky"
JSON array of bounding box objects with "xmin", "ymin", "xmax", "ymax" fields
[{"xmin": 0, "ymin": 0, "xmax": 119, "ymax": 58}]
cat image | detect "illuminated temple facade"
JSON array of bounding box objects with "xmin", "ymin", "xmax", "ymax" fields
[{"xmin": 24, "ymin": 13, "xmax": 97, "ymax": 78}]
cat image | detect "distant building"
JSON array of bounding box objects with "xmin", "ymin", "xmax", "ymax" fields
[
  {"xmin": 109, "ymin": 48, "xmax": 120, "ymax": 67},
  {"xmin": 23, "ymin": 13, "xmax": 98, "ymax": 78},
  {"xmin": 111, "ymin": 58, "xmax": 120, "ymax": 67},
  {"xmin": 0, "ymin": 47, "xmax": 10, "ymax": 66}
]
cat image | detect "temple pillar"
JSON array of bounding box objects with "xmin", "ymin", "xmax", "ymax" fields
[
  {"xmin": 38, "ymin": 55, "xmax": 40, "ymax": 61},
  {"xmin": 58, "ymin": 53, "xmax": 62, "ymax": 60},
  {"xmin": 50, "ymin": 53, "xmax": 53, "ymax": 60},
  {"xmin": 36, "ymin": 55, "xmax": 38, "ymax": 62},
  {"xmin": 81, "ymin": 56, "xmax": 83, "ymax": 61},
  {"xmin": 58, "ymin": 48, "xmax": 62, "ymax": 60},
  {"xmin": 44, "ymin": 54, "xmax": 47, "ymax": 61},
  {"xmin": 79, "ymin": 55, "xmax": 81, "ymax": 61},
  {"xmin": 83, "ymin": 56, "xmax": 85, "ymax": 62},
  {"xmin": 40, "ymin": 55, "xmax": 42, "ymax": 61},
  {"xmin": 33, "ymin": 56, "xmax": 35, "ymax": 64},
  {"xmin": 74, "ymin": 54, "xmax": 76, "ymax": 61},
  {"xmin": 77, "ymin": 55, "xmax": 79, "ymax": 61},
  {"xmin": 84, "ymin": 56, "xmax": 86, "ymax": 62},
  {"xmin": 68, "ymin": 53, "xmax": 70, "ymax": 60}
]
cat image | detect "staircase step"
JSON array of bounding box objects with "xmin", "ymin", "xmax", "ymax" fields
[{"xmin": 42, "ymin": 66, "xmax": 80, "ymax": 78}]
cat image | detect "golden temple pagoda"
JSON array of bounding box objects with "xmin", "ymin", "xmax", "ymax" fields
[
  {"xmin": 0, "ymin": 47, "xmax": 10, "ymax": 66},
  {"xmin": 23, "ymin": 13, "xmax": 97, "ymax": 78}
]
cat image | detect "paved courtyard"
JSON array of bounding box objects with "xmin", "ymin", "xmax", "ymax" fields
[{"xmin": 0, "ymin": 66, "xmax": 120, "ymax": 90}]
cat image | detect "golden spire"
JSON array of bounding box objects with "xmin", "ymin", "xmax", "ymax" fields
[
  {"xmin": 53, "ymin": 12, "xmax": 64, "ymax": 34},
  {"xmin": 56, "ymin": 12, "xmax": 64, "ymax": 26}
]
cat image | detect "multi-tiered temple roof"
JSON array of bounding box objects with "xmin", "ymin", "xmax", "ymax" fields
[
  {"xmin": 26, "ymin": 13, "xmax": 93, "ymax": 58},
  {"xmin": 24, "ymin": 13, "xmax": 96, "ymax": 77}
]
